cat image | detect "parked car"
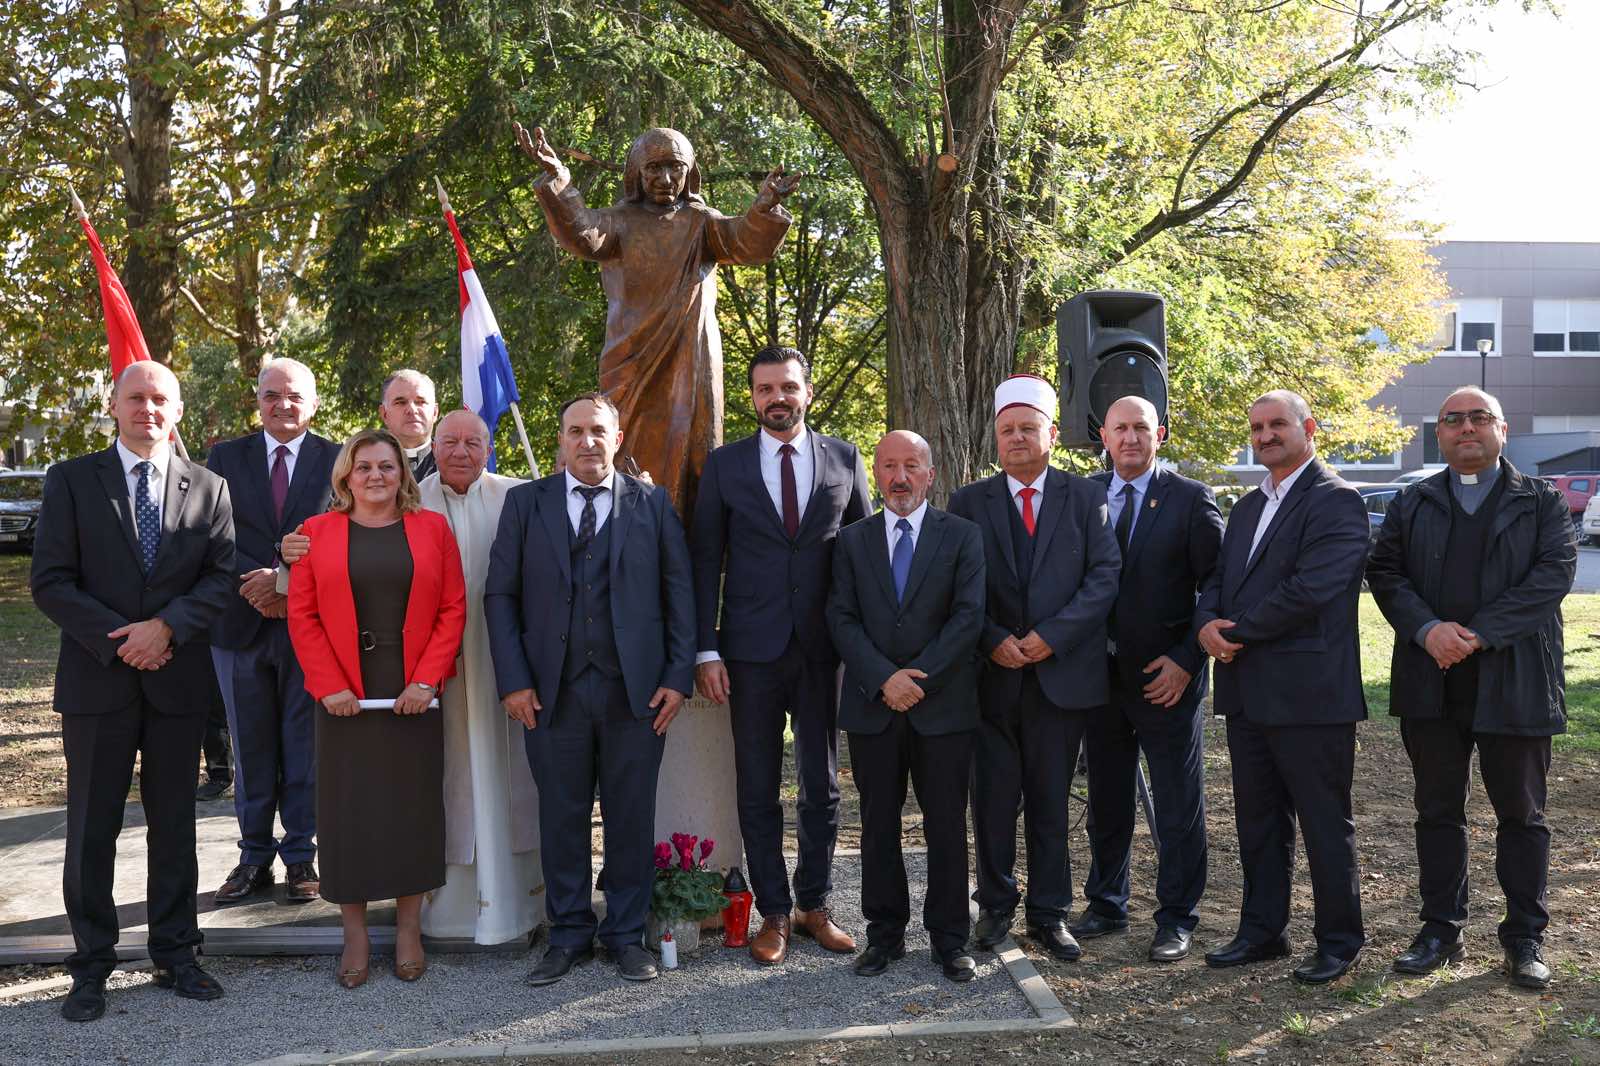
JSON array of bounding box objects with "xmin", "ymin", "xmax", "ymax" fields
[
  {"xmin": 1581, "ymin": 493, "xmax": 1600, "ymax": 547},
  {"xmin": 0, "ymin": 470, "xmax": 46, "ymax": 552},
  {"xmin": 1355, "ymin": 483, "xmax": 1408, "ymax": 546},
  {"xmin": 1548, "ymin": 474, "xmax": 1600, "ymax": 530},
  {"xmin": 1392, "ymin": 468, "xmax": 1438, "ymax": 485}
]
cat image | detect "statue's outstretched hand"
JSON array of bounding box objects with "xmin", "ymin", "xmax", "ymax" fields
[
  {"xmin": 515, "ymin": 122, "xmax": 565, "ymax": 179},
  {"xmin": 752, "ymin": 165, "xmax": 802, "ymax": 213}
]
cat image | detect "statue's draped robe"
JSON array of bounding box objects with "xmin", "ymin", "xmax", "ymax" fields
[
  {"xmin": 535, "ymin": 173, "xmax": 790, "ymax": 516},
  {"xmin": 418, "ymin": 471, "xmax": 542, "ymax": 945}
]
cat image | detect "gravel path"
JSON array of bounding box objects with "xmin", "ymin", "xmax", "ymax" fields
[{"xmin": 0, "ymin": 853, "xmax": 1035, "ymax": 1065}]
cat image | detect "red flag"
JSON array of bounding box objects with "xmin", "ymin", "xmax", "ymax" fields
[{"xmin": 72, "ymin": 190, "xmax": 151, "ymax": 376}]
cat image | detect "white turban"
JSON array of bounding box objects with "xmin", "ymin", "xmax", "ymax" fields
[{"xmin": 994, "ymin": 374, "xmax": 1056, "ymax": 421}]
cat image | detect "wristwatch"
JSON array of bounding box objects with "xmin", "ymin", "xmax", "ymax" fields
[{"xmin": 413, "ymin": 682, "xmax": 435, "ymax": 693}]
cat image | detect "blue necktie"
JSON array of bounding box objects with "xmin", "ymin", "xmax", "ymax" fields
[
  {"xmin": 891, "ymin": 517, "xmax": 913, "ymax": 604},
  {"xmin": 135, "ymin": 461, "xmax": 161, "ymax": 573}
]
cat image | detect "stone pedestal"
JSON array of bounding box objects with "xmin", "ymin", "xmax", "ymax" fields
[{"xmin": 653, "ymin": 694, "xmax": 743, "ymax": 886}]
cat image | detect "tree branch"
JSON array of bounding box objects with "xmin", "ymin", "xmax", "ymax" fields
[{"xmin": 179, "ymin": 285, "xmax": 242, "ymax": 340}]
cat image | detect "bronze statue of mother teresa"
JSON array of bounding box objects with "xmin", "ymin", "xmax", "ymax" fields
[{"xmin": 516, "ymin": 122, "xmax": 801, "ymax": 517}]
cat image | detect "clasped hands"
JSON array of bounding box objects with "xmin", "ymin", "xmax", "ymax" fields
[
  {"xmin": 988, "ymin": 630, "xmax": 1054, "ymax": 669},
  {"xmin": 880, "ymin": 668, "xmax": 928, "ymax": 713},
  {"xmin": 108, "ymin": 617, "xmax": 173, "ymax": 670},
  {"xmin": 1198, "ymin": 618, "xmax": 1244, "ymax": 664},
  {"xmin": 240, "ymin": 568, "xmax": 287, "ymax": 619},
  {"xmin": 1424, "ymin": 621, "xmax": 1484, "ymax": 671},
  {"xmin": 502, "ymin": 684, "xmax": 687, "ymax": 736}
]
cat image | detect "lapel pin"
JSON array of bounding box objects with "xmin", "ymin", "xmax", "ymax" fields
[
  {"xmin": 1148, "ymin": 498, "xmax": 1158, "ymax": 508},
  {"xmin": 178, "ymin": 477, "xmax": 190, "ymax": 491}
]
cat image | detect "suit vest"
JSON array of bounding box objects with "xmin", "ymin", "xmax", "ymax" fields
[{"xmin": 563, "ymin": 516, "xmax": 623, "ymax": 682}]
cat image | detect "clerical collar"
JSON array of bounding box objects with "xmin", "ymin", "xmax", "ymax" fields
[
  {"xmin": 404, "ymin": 442, "xmax": 431, "ymax": 461},
  {"xmin": 1451, "ymin": 463, "xmax": 1500, "ymax": 490}
]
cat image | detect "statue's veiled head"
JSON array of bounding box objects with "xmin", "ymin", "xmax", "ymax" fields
[{"xmin": 623, "ymin": 127, "xmax": 704, "ymax": 206}]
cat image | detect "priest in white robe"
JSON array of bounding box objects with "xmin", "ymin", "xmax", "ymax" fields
[{"xmin": 420, "ymin": 409, "xmax": 543, "ymax": 944}]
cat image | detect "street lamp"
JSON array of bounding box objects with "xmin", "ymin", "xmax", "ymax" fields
[{"xmin": 1478, "ymin": 336, "xmax": 1493, "ymax": 389}]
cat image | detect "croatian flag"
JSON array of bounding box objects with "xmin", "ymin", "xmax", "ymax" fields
[{"xmin": 442, "ymin": 202, "xmax": 519, "ymax": 471}]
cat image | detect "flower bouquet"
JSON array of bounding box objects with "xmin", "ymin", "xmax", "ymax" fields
[{"xmin": 646, "ymin": 833, "xmax": 728, "ymax": 955}]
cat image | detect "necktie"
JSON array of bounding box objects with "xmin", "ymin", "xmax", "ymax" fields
[
  {"xmin": 1115, "ymin": 482, "xmax": 1136, "ymax": 556},
  {"xmin": 891, "ymin": 517, "xmax": 914, "ymax": 604},
  {"xmin": 779, "ymin": 443, "xmax": 800, "ymax": 539},
  {"xmin": 270, "ymin": 444, "xmax": 290, "ymax": 527},
  {"xmin": 574, "ymin": 484, "xmax": 606, "ymax": 547},
  {"xmin": 1017, "ymin": 486, "xmax": 1037, "ymax": 536},
  {"xmin": 134, "ymin": 461, "xmax": 160, "ymax": 573}
]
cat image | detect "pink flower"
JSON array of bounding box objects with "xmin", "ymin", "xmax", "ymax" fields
[
  {"xmin": 653, "ymin": 842, "xmax": 672, "ymax": 870},
  {"xmin": 699, "ymin": 838, "xmax": 715, "ymax": 862}
]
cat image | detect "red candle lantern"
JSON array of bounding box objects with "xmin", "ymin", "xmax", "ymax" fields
[{"xmin": 721, "ymin": 866, "xmax": 753, "ymax": 948}]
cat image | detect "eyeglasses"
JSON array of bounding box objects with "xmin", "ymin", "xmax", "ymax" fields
[{"xmin": 1438, "ymin": 410, "xmax": 1500, "ymax": 428}]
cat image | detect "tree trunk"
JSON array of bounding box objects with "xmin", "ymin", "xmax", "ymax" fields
[{"xmin": 118, "ymin": 1, "xmax": 179, "ymax": 365}]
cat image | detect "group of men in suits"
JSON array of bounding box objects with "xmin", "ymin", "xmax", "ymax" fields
[{"xmin": 32, "ymin": 343, "xmax": 1573, "ymax": 1016}]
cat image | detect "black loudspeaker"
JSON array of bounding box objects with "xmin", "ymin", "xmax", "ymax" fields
[{"xmin": 1057, "ymin": 290, "xmax": 1168, "ymax": 449}]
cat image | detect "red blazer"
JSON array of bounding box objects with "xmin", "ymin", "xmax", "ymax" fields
[{"xmin": 288, "ymin": 510, "xmax": 466, "ymax": 702}]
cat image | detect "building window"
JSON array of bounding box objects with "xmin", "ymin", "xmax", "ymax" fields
[
  {"xmin": 1533, "ymin": 300, "xmax": 1600, "ymax": 355},
  {"xmin": 1422, "ymin": 420, "xmax": 1442, "ymax": 466},
  {"xmin": 1434, "ymin": 299, "xmax": 1500, "ymax": 355}
]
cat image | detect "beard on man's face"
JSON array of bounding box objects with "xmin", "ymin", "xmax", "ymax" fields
[{"xmin": 758, "ymin": 400, "xmax": 804, "ymax": 432}]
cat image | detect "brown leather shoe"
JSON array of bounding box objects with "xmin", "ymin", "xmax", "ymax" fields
[
  {"xmin": 793, "ymin": 907, "xmax": 856, "ymax": 954},
  {"xmin": 284, "ymin": 862, "xmax": 320, "ymax": 904},
  {"xmin": 750, "ymin": 914, "xmax": 791, "ymax": 965}
]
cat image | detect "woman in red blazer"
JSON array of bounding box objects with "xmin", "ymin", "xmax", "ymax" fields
[{"xmin": 288, "ymin": 428, "xmax": 465, "ymax": 988}]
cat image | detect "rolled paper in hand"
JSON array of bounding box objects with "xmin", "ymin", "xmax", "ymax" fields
[{"xmin": 356, "ymin": 698, "xmax": 441, "ymax": 710}]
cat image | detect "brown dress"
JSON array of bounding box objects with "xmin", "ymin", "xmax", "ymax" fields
[{"xmin": 316, "ymin": 520, "xmax": 445, "ymax": 904}]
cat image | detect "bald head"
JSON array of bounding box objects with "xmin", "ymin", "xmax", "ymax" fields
[
  {"xmin": 435, "ymin": 408, "xmax": 491, "ymax": 494},
  {"xmin": 1436, "ymin": 386, "xmax": 1507, "ymax": 475},
  {"xmin": 1439, "ymin": 386, "xmax": 1504, "ymax": 421},
  {"xmin": 111, "ymin": 360, "xmax": 183, "ymax": 457},
  {"xmin": 435, "ymin": 408, "xmax": 490, "ymax": 443},
  {"xmin": 874, "ymin": 430, "xmax": 936, "ymax": 517},
  {"xmin": 1099, "ymin": 394, "xmax": 1165, "ymax": 479}
]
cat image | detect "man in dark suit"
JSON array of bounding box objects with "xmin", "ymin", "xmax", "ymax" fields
[
  {"xmin": 1072, "ymin": 396, "xmax": 1223, "ymax": 963},
  {"xmin": 948, "ymin": 374, "xmax": 1121, "ymax": 962},
  {"xmin": 31, "ymin": 360, "xmax": 236, "ymax": 1021},
  {"xmin": 379, "ymin": 368, "xmax": 439, "ymax": 481},
  {"xmin": 206, "ymin": 357, "xmax": 337, "ymax": 905},
  {"xmin": 690, "ymin": 345, "xmax": 871, "ymax": 964},
  {"xmin": 1368, "ymin": 387, "xmax": 1575, "ymax": 990},
  {"xmin": 827, "ymin": 431, "xmax": 986, "ymax": 982},
  {"xmin": 486, "ymin": 393, "xmax": 694, "ymax": 986},
  {"xmin": 1195, "ymin": 389, "xmax": 1369, "ymax": 984}
]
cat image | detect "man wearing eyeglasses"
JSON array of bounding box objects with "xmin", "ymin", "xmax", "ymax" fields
[{"xmin": 1367, "ymin": 387, "xmax": 1576, "ymax": 990}]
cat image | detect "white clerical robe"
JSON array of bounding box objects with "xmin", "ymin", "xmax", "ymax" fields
[{"xmin": 418, "ymin": 471, "xmax": 543, "ymax": 944}]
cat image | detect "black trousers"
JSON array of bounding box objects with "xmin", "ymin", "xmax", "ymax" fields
[
  {"xmin": 1401, "ymin": 708, "xmax": 1552, "ymax": 946},
  {"xmin": 1226, "ymin": 716, "xmax": 1365, "ymax": 961},
  {"xmin": 848, "ymin": 718, "xmax": 973, "ymax": 956},
  {"xmin": 1082, "ymin": 668, "xmax": 1208, "ymax": 931},
  {"xmin": 525, "ymin": 671, "xmax": 664, "ymax": 952},
  {"xmin": 218, "ymin": 622, "xmax": 317, "ymax": 866},
  {"xmin": 727, "ymin": 639, "xmax": 841, "ymax": 917},
  {"xmin": 200, "ymin": 670, "xmax": 231, "ymax": 785},
  {"xmin": 972, "ymin": 669, "xmax": 1087, "ymax": 924},
  {"xmin": 62, "ymin": 699, "xmax": 207, "ymax": 981}
]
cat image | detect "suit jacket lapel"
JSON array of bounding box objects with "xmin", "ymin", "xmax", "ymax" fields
[
  {"xmin": 1030, "ymin": 467, "xmax": 1068, "ymax": 578},
  {"xmin": 1240, "ymin": 461, "xmax": 1319, "ymax": 580},
  {"xmin": 241, "ymin": 433, "xmax": 275, "ymax": 532},
  {"xmin": 863, "ymin": 511, "xmax": 897, "ymax": 607},
  {"xmin": 608, "ymin": 475, "xmax": 637, "ymax": 576},
  {"xmin": 984, "ymin": 474, "xmax": 1019, "ymax": 581},
  {"xmin": 95, "ymin": 447, "xmax": 141, "ymax": 566},
  {"xmin": 797, "ymin": 433, "xmax": 829, "ymax": 539},
  {"xmin": 276, "ymin": 434, "xmax": 326, "ymax": 531},
  {"xmin": 1124, "ymin": 469, "xmax": 1169, "ymax": 569},
  {"xmin": 539, "ymin": 477, "xmax": 572, "ymax": 584},
  {"xmin": 740, "ymin": 434, "xmax": 790, "ymax": 540},
  {"xmin": 898, "ymin": 509, "xmax": 946, "ymax": 610},
  {"xmin": 150, "ymin": 455, "xmax": 192, "ymax": 575},
  {"xmin": 1224, "ymin": 491, "xmax": 1264, "ymax": 597}
]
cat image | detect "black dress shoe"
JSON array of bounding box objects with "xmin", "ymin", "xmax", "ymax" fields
[
  {"xmin": 60, "ymin": 977, "xmax": 106, "ymax": 1022},
  {"xmin": 195, "ymin": 778, "xmax": 231, "ymax": 802},
  {"xmin": 153, "ymin": 961, "xmax": 226, "ymax": 1001},
  {"xmin": 1026, "ymin": 920, "xmax": 1082, "ymax": 962},
  {"xmin": 527, "ymin": 945, "xmax": 594, "ymax": 986},
  {"xmin": 1292, "ymin": 950, "xmax": 1356, "ymax": 985},
  {"xmin": 971, "ymin": 909, "xmax": 1014, "ymax": 951},
  {"xmin": 1149, "ymin": 926, "xmax": 1193, "ymax": 963},
  {"xmin": 854, "ymin": 940, "xmax": 906, "ymax": 976},
  {"xmin": 1392, "ymin": 933, "xmax": 1465, "ymax": 975},
  {"xmin": 1068, "ymin": 908, "xmax": 1129, "ymax": 940},
  {"xmin": 615, "ymin": 944, "xmax": 659, "ymax": 982},
  {"xmin": 283, "ymin": 862, "xmax": 320, "ymax": 904},
  {"xmin": 214, "ymin": 863, "xmax": 273, "ymax": 905},
  {"xmin": 1204, "ymin": 934, "xmax": 1290, "ymax": 969},
  {"xmin": 1505, "ymin": 939, "xmax": 1551, "ymax": 990},
  {"xmin": 934, "ymin": 948, "xmax": 977, "ymax": 983}
]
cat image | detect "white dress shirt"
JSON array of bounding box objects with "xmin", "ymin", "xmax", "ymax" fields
[
  {"xmin": 116, "ymin": 439, "xmax": 170, "ymax": 542},
  {"xmin": 1247, "ymin": 452, "xmax": 1316, "ymax": 561},
  {"xmin": 883, "ymin": 500, "xmax": 929, "ymax": 562},
  {"xmin": 759, "ymin": 425, "xmax": 814, "ymax": 522},
  {"xmin": 1005, "ymin": 469, "xmax": 1047, "ymax": 520},
  {"xmin": 1107, "ymin": 464, "xmax": 1156, "ymax": 541},
  {"xmin": 564, "ymin": 469, "xmax": 616, "ymax": 535},
  {"xmin": 264, "ymin": 430, "xmax": 307, "ymax": 483}
]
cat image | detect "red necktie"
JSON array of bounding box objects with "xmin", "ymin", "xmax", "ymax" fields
[
  {"xmin": 780, "ymin": 443, "xmax": 800, "ymax": 539},
  {"xmin": 1018, "ymin": 486, "xmax": 1037, "ymax": 537}
]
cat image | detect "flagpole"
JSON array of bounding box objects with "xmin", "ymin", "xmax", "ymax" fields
[
  {"xmin": 435, "ymin": 176, "xmax": 540, "ymax": 478},
  {"xmin": 71, "ymin": 184, "xmax": 189, "ymax": 460}
]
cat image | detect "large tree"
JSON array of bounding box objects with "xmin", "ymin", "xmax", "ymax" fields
[{"xmin": 668, "ymin": 0, "xmax": 1494, "ymax": 482}]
